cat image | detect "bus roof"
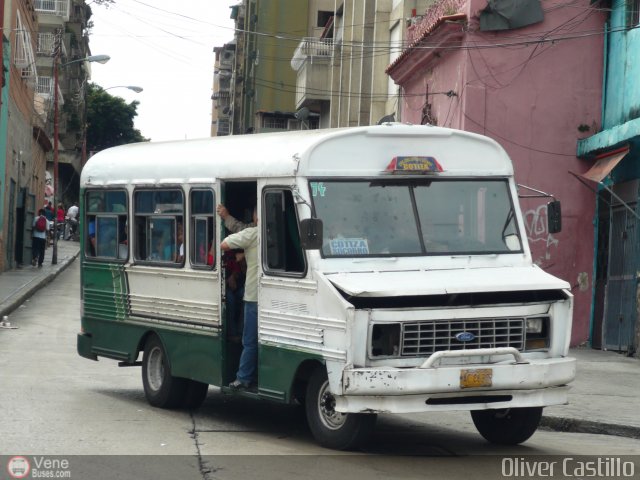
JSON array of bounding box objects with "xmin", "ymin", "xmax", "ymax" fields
[{"xmin": 80, "ymin": 124, "xmax": 513, "ymax": 187}]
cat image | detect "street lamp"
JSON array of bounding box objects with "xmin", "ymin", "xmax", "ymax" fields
[
  {"xmin": 104, "ymin": 85, "xmax": 144, "ymax": 93},
  {"xmin": 52, "ymin": 51, "xmax": 110, "ymax": 265}
]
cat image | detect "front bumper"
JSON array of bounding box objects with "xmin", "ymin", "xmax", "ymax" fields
[
  {"xmin": 77, "ymin": 332, "xmax": 98, "ymax": 360},
  {"xmin": 336, "ymin": 351, "xmax": 575, "ymax": 414}
]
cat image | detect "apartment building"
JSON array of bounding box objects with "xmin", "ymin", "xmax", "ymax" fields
[
  {"xmin": 1, "ymin": 0, "xmax": 51, "ymax": 270},
  {"xmin": 212, "ymin": 1, "xmax": 431, "ymax": 134},
  {"xmin": 35, "ymin": 0, "xmax": 92, "ymax": 204},
  {"xmin": 0, "ymin": 0, "xmax": 91, "ymax": 271},
  {"xmin": 292, "ymin": 0, "xmax": 431, "ymax": 127}
]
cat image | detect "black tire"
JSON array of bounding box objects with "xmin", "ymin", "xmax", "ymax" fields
[
  {"xmin": 305, "ymin": 367, "xmax": 376, "ymax": 450},
  {"xmin": 141, "ymin": 335, "xmax": 187, "ymax": 409},
  {"xmin": 471, "ymin": 407, "xmax": 543, "ymax": 445},
  {"xmin": 182, "ymin": 380, "xmax": 209, "ymax": 410}
]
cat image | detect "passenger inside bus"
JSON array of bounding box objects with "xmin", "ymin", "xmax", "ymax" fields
[
  {"xmin": 216, "ymin": 202, "xmax": 251, "ymax": 334},
  {"xmin": 176, "ymin": 223, "xmax": 184, "ymax": 263},
  {"xmin": 148, "ymin": 235, "xmax": 172, "ymax": 261},
  {"xmin": 223, "ymin": 249, "xmax": 246, "ymax": 339},
  {"xmin": 87, "ymin": 197, "xmax": 104, "ymax": 255}
]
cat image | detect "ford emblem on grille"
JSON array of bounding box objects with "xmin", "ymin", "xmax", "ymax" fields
[{"xmin": 455, "ymin": 332, "xmax": 476, "ymax": 342}]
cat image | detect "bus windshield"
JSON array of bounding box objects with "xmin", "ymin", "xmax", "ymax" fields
[{"xmin": 310, "ymin": 179, "xmax": 522, "ymax": 257}]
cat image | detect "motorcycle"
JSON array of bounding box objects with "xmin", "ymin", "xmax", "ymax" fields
[
  {"xmin": 65, "ymin": 217, "xmax": 80, "ymax": 241},
  {"xmin": 47, "ymin": 219, "xmax": 55, "ymax": 246},
  {"xmin": 56, "ymin": 219, "xmax": 66, "ymax": 241}
]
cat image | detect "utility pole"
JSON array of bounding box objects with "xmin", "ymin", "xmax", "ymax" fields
[{"xmin": 51, "ymin": 31, "xmax": 61, "ymax": 265}]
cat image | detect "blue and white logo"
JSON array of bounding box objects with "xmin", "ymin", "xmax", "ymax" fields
[{"xmin": 455, "ymin": 332, "xmax": 476, "ymax": 342}]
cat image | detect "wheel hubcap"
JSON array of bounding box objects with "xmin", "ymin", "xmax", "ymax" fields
[
  {"xmin": 317, "ymin": 379, "xmax": 347, "ymax": 430},
  {"xmin": 147, "ymin": 346, "xmax": 164, "ymax": 392}
]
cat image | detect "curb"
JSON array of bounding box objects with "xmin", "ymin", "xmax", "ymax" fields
[
  {"xmin": 0, "ymin": 251, "xmax": 80, "ymax": 318},
  {"xmin": 541, "ymin": 415, "xmax": 640, "ymax": 440}
]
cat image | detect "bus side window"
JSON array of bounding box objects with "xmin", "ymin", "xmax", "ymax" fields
[
  {"xmin": 134, "ymin": 189, "xmax": 184, "ymax": 265},
  {"xmin": 85, "ymin": 189, "xmax": 128, "ymax": 261},
  {"xmin": 190, "ymin": 189, "xmax": 215, "ymax": 269},
  {"xmin": 263, "ymin": 189, "xmax": 305, "ymax": 275}
]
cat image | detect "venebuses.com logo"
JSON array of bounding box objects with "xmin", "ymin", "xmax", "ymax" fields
[
  {"xmin": 7, "ymin": 456, "xmax": 30, "ymax": 479},
  {"xmin": 6, "ymin": 455, "xmax": 71, "ymax": 478}
]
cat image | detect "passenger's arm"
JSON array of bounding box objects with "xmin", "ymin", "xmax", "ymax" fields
[{"xmin": 217, "ymin": 204, "xmax": 251, "ymax": 233}]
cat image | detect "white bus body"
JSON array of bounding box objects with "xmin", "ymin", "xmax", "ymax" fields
[{"xmin": 78, "ymin": 124, "xmax": 575, "ymax": 449}]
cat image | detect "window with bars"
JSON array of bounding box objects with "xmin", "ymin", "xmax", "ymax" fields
[
  {"xmin": 262, "ymin": 117, "xmax": 288, "ymax": 129},
  {"xmin": 627, "ymin": 0, "xmax": 640, "ymax": 27},
  {"xmin": 14, "ymin": 10, "xmax": 37, "ymax": 80}
]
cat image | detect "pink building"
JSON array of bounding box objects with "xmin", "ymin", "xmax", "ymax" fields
[{"xmin": 387, "ymin": 0, "xmax": 606, "ymax": 345}]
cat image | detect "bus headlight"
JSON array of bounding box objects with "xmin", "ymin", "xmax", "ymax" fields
[
  {"xmin": 526, "ymin": 318, "xmax": 544, "ymax": 334},
  {"xmin": 525, "ymin": 316, "xmax": 549, "ymax": 350}
]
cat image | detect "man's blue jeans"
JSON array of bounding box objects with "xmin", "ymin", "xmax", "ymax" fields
[{"xmin": 236, "ymin": 301, "xmax": 257, "ymax": 385}]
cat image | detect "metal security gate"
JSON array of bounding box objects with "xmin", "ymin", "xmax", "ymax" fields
[
  {"xmin": 5, "ymin": 180, "xmax": 16, "ymax": 269},
  {"xmin": 603, "ymin": 204, "xmax": 639, "ymax": 351}
]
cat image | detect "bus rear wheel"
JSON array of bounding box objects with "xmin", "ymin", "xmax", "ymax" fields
[
  {"xmin": 305, "ymin": 368, "xmax": 376, "ymax": 450},
  {"xmin": 471, "ymin": 407, "xmax": 542, "ymax": 445},
  {"xmin": 142, "ymin": 335, "xmax": 187, "ymax": 409}
]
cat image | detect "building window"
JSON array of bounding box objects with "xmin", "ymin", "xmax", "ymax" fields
[
  {"xmin": 317, "ymin": 10, "xmax": 333, "ymax": 28},
  {"xmin": 133, "ymin": 189, "xmax": 184, "ymax": 265},
  {"xmin": 263, "ymin": 189, "xmax": 305, "ymax": 275},
  {"xmin": 190, "ymin": 189, "xmax": 216, "ymax": 269},
  {"xmin": 262, "ymin": 116, "xmax": 288, "ymax": 129},
  {"xmin": 627, "ymin": 0, "xmax": 640, "ymax": 27},
  {"xmin": 85, "ymin": 190, "xmax": 128, "ymax": 261}
]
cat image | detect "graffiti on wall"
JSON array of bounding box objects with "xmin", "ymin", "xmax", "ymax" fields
[{"xmin": 524, "ymin": 204, "xmax": 559, "ymax": 263}]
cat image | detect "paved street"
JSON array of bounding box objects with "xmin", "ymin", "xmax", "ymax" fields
[{"xmin": 1, "ymin": 260, "xmax": 639, "ymax": 479}]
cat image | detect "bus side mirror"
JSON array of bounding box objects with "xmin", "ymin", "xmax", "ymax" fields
[
  {"xmin": 547, "ymin": 200, "xmax": 562, "ymax": 234},
  {"xmin": 300, "ymin": 218, "xmax": 323, "ymax": 250}
]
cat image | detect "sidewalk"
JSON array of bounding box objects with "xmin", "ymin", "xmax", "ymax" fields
[
  {"xmin": 542, "ymin": 347, "xmax": 640, "ymax": 439},
  {"xmin": 0, "ymin": 247, "xmax": 638, "ymax": 440},
  {"xmin": 0, "ymin": 239, "xmax": 80, "ymax": 319}
]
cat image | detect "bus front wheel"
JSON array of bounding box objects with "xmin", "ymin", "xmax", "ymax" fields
[
  {"xmin": 305, "ymin": 368, "xmax": 376, "ymax": 450},
  {"xmin": 471, "ymin": 407, "xmax": 542, "ymax": 445},
  {"xmin": 142, "ymin": 335, "xmax": 187, "ymax": 409}
]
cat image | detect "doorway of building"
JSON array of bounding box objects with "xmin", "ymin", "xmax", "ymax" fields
[{"xmin": 601, "ymin": 181, "xmax": 639, "ymax": 352}]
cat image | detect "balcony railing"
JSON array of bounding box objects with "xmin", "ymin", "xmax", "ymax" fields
[
  {"xmin": 35, "ymin": 0, "xmax": 70, "ymax": 20},
  {"xmin": 36, "ymin": 33, "xmax": 67, "ymax": 57},
  {"xmin": 36, "ymin": 76, "xmax": 64, "ymax": 106},
  {"xmin": 291, "ymin": 37, "xmax": 334, "ymax": 71}
]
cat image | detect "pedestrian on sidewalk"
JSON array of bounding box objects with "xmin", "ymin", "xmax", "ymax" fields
[
  {"xmin": 44, "ymin": 201, "xmax": 54, "ymax": 246},
  {"xmin": 32, "ymin": 209, "xmax": 47, "ymax": 268}
]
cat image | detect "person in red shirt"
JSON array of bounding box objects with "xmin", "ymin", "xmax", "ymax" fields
[{"xmin": 56, "ymin": 203, "xmax": 65, "ymax": 223}]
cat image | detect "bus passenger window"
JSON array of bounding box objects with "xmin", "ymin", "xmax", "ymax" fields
[
  {"xmin": 85, "ymin": 190, "xmax": 128, "ymax": 261},
  {"xmin": 190, "ymin": 189, "xmax": 215, "ymax": 269},
  {"xmin": 133, "ymin": 189, "xmax": 184, "ymax": 265}
]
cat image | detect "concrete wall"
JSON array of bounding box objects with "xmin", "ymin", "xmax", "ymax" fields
[
  {"xmin": 390, "ymin": 0, "xmax": 606, "ymax": 345},
  {"xmin": 254, "ymin": 0, "xmax": 308, "ymax": 114}
]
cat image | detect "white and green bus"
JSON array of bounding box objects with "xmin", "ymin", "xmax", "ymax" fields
[{"xmin": 77, "ymin": 124, "xmax": 575, "ymax": 450}]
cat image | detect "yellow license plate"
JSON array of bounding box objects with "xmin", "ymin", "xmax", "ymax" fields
[{"xmin": 460, "ymin": 368, "xmax": 493, "ymax": 389}]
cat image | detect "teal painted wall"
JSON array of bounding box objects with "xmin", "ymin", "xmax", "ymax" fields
[{"xmin": 602, "ymin": 0, "xmax": 640, "ymax": 130}]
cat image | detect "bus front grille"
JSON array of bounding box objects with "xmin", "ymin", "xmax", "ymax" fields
[{"xmin": 401, "ymin": 318, "xmax": 525, "ymax": 356}]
